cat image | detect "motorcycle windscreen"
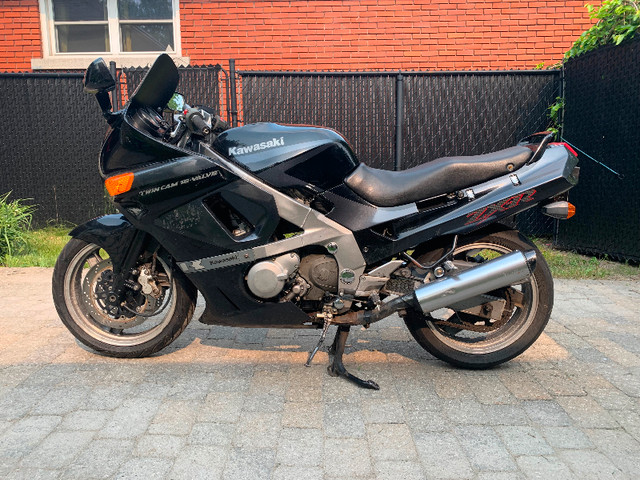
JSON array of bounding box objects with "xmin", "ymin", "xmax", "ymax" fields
[{"xmin": 129, "ymin": 53, "xmax": 179, "ymax": 109}]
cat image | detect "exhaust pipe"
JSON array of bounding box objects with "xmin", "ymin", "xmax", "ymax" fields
[
  {"xmin": 344, "ymin": 250, "xmax": 536, "ymax": 326},
  {"xmin": 413, "ymin": 250, "xmax": 536, "ymax": 313}
]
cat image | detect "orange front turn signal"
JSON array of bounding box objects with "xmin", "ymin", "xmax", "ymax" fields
[
  {"xmin": 567, "ymin": 202, "xmax": 576, "ymax": 219},
  {"xmin": 105, "ymin": 172, "xmax": 134, "ymax": 196}
]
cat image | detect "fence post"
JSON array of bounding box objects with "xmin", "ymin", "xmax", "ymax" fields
[
  {"xmin": 229, "ymin": 59, "xmax": 238, "ymax": 127},
  {"xmin": 394, "ymin": 73, "xmax": 404, "ymax": 171},
  {"xmin": 109, "ymin": 61, "xmax": 119, "ymax": 110}
]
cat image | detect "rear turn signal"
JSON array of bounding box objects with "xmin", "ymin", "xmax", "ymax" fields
[
  {"xmin": 105, "ymin": 172, "xmax": 134, "ymax": 196},
  {"xmin": 542, "ymin": 201, "xmax": 576, "ymax": 220}
]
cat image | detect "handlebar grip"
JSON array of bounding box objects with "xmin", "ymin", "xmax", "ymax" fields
[{"xmin": 190, "ymin": 113, "xmax": 211, "ymax": 135}]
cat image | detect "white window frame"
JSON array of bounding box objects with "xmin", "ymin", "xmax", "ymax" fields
[{"xmin": 33, "ymin": 0, "xmax": 189, "ymax": 69}]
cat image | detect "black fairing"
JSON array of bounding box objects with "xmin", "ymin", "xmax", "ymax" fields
[
  {"xmin": 99, "ymin": 54, "xmax": 186, "ymax": 176},
  {"xmin": 211, "ymin": 123, "xmax": 359, "ymax": 191},
  {"xmin": 100, "ymin": 118, "xmax": 189, "ymax": 175},
  {"xmin": 90, "ymin": 56, "xmax": 317, "ymax": 327}
]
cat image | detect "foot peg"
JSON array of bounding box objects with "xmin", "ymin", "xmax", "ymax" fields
[{"xmin": 327, "ymin": 325, "xmax": 380, "ymax": 390}]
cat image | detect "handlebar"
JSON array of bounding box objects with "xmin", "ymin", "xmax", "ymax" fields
[
  {"xmin": 190, "ymin": 114, "xmax": 211, "ymax": 135},
  {"xmin": 184, "ymin": 106, "xmax": 210, "ymax": 135}
]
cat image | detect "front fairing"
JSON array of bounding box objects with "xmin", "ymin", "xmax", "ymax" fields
[
  {"xmin": 98, "ymin": 111, "xmax": 189, "ymax": 178},
  {"xmin": 98, "ymin": 53, "xmax": 187, "ymax": 178}
]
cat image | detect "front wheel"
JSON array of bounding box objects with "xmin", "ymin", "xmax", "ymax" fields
[
  {"xmin": 52, "ymin": 238, "xmax": 197, "ymax": 357},
  {"xmin": 404, "ymin": 229, "xmax": 554, "ymax": 369}
]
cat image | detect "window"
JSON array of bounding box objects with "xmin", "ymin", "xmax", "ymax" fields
[{"xmin": 34, "ymin": 0, "xmax": 187, "ymax": 69}]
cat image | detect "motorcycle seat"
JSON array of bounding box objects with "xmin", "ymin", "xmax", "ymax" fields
[{"xmin": 344, "ymin": 146, "xmax": 532, "ymax": 207}]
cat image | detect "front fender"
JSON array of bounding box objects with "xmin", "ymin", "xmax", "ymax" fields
[{"xmin": 69, "ymin": 214, "xmax": 138, "ymax": 272}]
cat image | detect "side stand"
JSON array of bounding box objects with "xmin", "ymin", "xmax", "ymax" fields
[{"xmin": 327, "ymin": 325, "xmax": 379, "ymax": 390}]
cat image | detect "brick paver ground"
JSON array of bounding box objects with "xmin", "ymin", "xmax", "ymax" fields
[{"xmin": 1, "ymin": 267, "xmax": 639, "ymax": 479}]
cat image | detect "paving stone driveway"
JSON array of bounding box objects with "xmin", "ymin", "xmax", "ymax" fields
[{"xmin": 0, "ymin": 267, "xmax": 639, "ymax": 479}]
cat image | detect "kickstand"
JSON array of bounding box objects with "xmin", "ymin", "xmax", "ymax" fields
[
  {"xmin": 305, "ymin": 318, "xmax": 331, "ymax": 367},
  {"xmin": 327, "ymin": 325, "xmax": 380, "ymax": 390}
]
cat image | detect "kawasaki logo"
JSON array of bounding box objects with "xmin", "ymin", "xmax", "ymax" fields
[{"xmin": 228, "ymin": 137, "xmax": 285, "ymax": 156}]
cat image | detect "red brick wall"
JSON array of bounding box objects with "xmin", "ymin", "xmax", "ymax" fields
[
  {"xmin": 181, "ymin": 0, "xmax": 597, "ymax": 70},
  {"xmin": 0, "ymin": 0, "xmax": 597, "ymax": 72},
  {"xmin": 0, "ymin": 0, "xmax": 42, "ymax": 72}
]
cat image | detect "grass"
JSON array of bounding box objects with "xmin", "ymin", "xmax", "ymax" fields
[
  {"xmin": 2, "ymin": 226, "xmax": 71, "ymax": 267},
  {"xmin": 1, "ymin": 227, "xmax": 639, "ymax": 280},
  {"xmin": 534, "ymin": 239, "xmax": 640, "ymax": 280}
]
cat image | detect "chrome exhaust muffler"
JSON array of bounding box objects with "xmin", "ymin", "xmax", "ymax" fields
[
  {"xmin": 345, "ymin": 250, "xmax": 536, "ymax": 326},
  {"xmin": 413, "ymin": 250, "xmax": 536, "ymax": 313}
]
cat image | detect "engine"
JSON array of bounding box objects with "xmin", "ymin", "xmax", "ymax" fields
[
  {"xmin": 245, "ymin": 253, "xmax": 339, "ymax": 304},
  {"xmin": 297, "ymin": 254, "xmax": 338, "ymax": 300}
]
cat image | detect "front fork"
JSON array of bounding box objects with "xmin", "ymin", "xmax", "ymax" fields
[{"xmin": 108, "ymin": 229, "xmax": 149, "ymax": 309}]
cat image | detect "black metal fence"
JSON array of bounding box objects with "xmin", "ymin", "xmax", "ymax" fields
[
  {"xmin": 241, "ymin": 72, "xmax": 397, "ymax": 169},
  {"xmin": 400, "ymin": 73, "xmax": 561, "ymax": 168},
  {"xmin": 240, "ymin": 70, "xmax": 561, "ymax": 171},
  {"xmin": 0, "ymin": 72, "xmax": 107, "ymax": 226},
  {"xmin": 556, "ymin": 36, "xmax": 640, "ymax": 262}
]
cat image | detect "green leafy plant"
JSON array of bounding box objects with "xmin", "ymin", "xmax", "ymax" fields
[
  {"xmin": 547, "ymin": 96, "xmax": 565, "ymax": 136},
  {"xmin": 0, "ymin": 192, "xmax": 36, "ymax": 262},
  {"xmin": 566, "ymin": 0, "xmax": 640, "ymax": 59}
]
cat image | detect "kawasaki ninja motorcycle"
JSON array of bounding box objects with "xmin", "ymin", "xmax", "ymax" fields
[{"xmin": 53, "ymin": 54, "xmax": 579, "ymax": 389}]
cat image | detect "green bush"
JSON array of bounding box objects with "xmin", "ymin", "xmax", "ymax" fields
[{"xmin": 0, "ymin": 192, "xmax": 36, "ymax": 261}]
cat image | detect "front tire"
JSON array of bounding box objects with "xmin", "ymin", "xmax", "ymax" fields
[
  {"xmin": 52, "ymin": 238, "xmax": 197, "ymax": 358},
  {"xmin": 404, "ymin": 229, "xmax": 553, "ymax": 369}
]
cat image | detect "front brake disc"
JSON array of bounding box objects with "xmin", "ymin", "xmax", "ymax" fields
[{"xmin": 81, "ymin": 259, "xmax": 150, "ymax": 329}]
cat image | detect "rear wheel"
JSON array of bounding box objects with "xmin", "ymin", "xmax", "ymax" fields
[
  {"xmin": 404, "ymin": 229, "xmax": 553, "ymax": 368},
  {"xmin": 52, "ymin": 238, "xmax": 197, "ymax": 357}
]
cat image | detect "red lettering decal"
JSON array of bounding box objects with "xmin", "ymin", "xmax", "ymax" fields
[{"xmin": 522, "ymin": 189, "xmax": 536, "ymax": 203}]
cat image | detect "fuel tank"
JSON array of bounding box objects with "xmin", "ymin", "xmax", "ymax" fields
[{"xmin": 211, "ymin": 123, "xmax": 359, "ymax": 191}]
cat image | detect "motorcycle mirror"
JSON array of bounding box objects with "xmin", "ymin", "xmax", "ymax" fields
[
  {"xmin": 166, "ymin": 93, "xmax": 185, "ymax": 112},
  {"xmin": 83, "ymin": 58, "xmax": 116, "ymax": 94}
]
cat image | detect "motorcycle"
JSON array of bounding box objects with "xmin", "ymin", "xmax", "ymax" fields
[{"xmin": 52, "ymin": 54, "xmax": 579, "ymax": 390}]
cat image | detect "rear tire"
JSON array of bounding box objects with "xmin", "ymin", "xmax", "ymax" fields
[
  {"xmin": 52, "ymin": 238, "xmax": 197, "ymax": 358},
  {"xmin": 404, "ymin": 229, "xmax": 553, "ymax": 369}
]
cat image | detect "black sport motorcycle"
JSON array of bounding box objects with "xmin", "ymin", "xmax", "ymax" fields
[{"xmin": 53, "ymin": 54, "xmax": 579, "ymax": 389}]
